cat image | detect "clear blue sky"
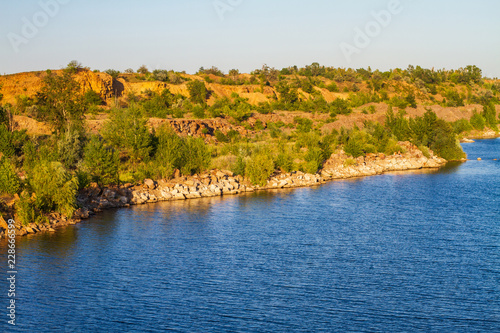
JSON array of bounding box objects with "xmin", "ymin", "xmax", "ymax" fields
[{"xmin": 1, "ymin": 0, "xmax": 499, "ymax": 77}]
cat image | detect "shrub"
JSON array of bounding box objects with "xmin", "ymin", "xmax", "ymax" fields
[
  {"xmin": 245, "ymin": 152, "xmax": 275, "ymax": 186},
  {"xmin": 83, "ymin": 90, "xmax": 104, "ymax": 106},
  {"xmin": 304, "ymin": 147, "xmax": 324, "ymax": 174},
  {"xmin": 57, "ymin": 130, "xmax": 84, "ymax": 169},
  {"xmin": 81, "ymin": 135, "xmax": 119, "ymax": 185},
  {"xmin": 453, "ymin": 119, "xmax": 473, "ymax": 134},
  {"xmin": 326, "ymin": 82, "xmax": 339, "ymax": 92},
  {"xmin": 344, "ymin": 137, "xmax": 364, "ymax": 158},
  {"xmin": 0, "ymin": 125, "xmax": 15, "ymax": 157},
  {"xmin": 429, "ymin": 120, "xmax": 466, "ymax": 160},
  {"xmin": 418, "ymin": 145, "xmax": 431, "ymax": 158},
  {"xmin": 16, "ymin": 192, "xmax": 35, "ymax": 226},
  {"xmin": 232, "ymin": 155, "xmax": 246, "ymax": 176},
  {"xmin": 192, "ymin": 105, "xmax": 206, "ymax": 119},
  {"xmin": 0, "ymin": 157, "xmax": 20, "ymax": 195},
  {"xmin": 482, "ymin": 103, "xmax": 498, "ymax": 128},
  {"xmin": 343, "ymin": 158, "xmax": 356, "ymax": 167},
  {"xmin": 181, "ymin": 137, "xmax": 211, "ymax": 175},
  {"xmin": 29, "ymin": 161, "xmax": 79, "ymax": 217},
  {"xmin": 330, "ymin": 98, "xmax": 352, "ymax": 116},
  {"xmin": 187, "ymin": 80, "xmax": 208, "ymax": 105},
  {"xmin": 294, "ymin": 117, "xmax": 313, "ymax": 133},
  {"xmin": 104, "ymin": 69, "xmax": 120, "ymax": 79},
  {"xmin": 470, "ymin": 111, "xmax": 486, "ymax": 130},
  {"xmin": 155, "ymin": 126, "xmax": 184, "ymax": 174},
  {"xmin": 102, "ymin": 106, "xmax": 152, "ymax": 161}
]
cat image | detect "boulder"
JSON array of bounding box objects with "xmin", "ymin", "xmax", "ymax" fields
[{"xmin": 144, "ymin": 179, "xmax": 156, "ymax": 189}]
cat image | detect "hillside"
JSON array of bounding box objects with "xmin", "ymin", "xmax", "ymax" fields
[{"xmin": 1, "ymin": 66, "xmax": 499, "ymax": 137}]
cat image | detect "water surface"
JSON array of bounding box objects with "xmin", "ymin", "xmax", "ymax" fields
[{"xmin": 1, "ymin": 139, "xmax": 499, "ymax": 332}]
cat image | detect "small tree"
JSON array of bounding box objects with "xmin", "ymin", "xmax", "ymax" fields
[
  {"xmin": 36, "ymin": 70, "xmax": 86, "ymax": 134},
  {"xmin": 57, "ymin": 129, "xmax": 84, "ymax": 169},
  {"xmin": 245, "ymin": 151, "xmax": 274, "ymax": 186},
  {"xmin": 29, "ymin": 161, "xmax": 79, "ymax": 217},
  {"xmin": 0, "ymin": 156, "xmax": 20, "ymax": 195},
  {"xmin": 103, "ymin": 106, "xmax": 152, "ymax": 161},
  {"xmin": 137, "ymin": 65, "xmax": 150, "ymax": 75},
  {"xmin": 66, "ymin": 60, "xmax": 83, "ymax": 73},
  {"xmin": 180, "ymin": 137, "xmax": 211, "ymax": 175},
  {"xmin": 155, "ymin": 125, "xmax": 184, "ymax": 175},
  {"xmin": 81, "ymin": 135, "xmax": 119, "ymax": 185},
  {"xmin": 187, "ymin": 80, "xmax": 208, "ymax": 105},
  {"xmin": 104, "ymin": 69, "xmax": 121, "ymax": 79}
]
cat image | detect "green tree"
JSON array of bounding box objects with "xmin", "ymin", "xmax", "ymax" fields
[
  {"xmin": 245, "ymin": 151, "xmax": 275, "ymax": 186},
  {"xmin": 103, "ymin": 106, "xmax": 152, "ymax": 161},
  {"xmin": 137, "ymin": 65, "xmax": 150, "ymax": 75},
  {"xmin": 65, "ymin": 60, "xmax": 83, "ymax": 73},
  {"xmin": 83, "ymin": 90, "xmax": 103, "ymax": 106},
  {"xmin": 470, "ymin": 111, "xmax": 486, "ymax": 130},
  {"xmin": 154, "ymin": 126, "xmax": 185, "ymax": 176},
  {"xmin": 0, "ymin": 156, "xmax": 20, "ymax": 195},
  {"xmin": 104, "ymin": 69, "xmax": 121, "ymax": 79},
  {"xmin": 276, "ymin": 82, "xmax": 298, "ymax": 109},
  {"xmin": 29, "ymin": 161, "xmax": 79, "ymax": 217},
  {"xmin": 81, "ymin": 135, "xmax": 119, "ymax": 185},
  {"xmin": 35, "ymin": 70, "xmax": 86, "ymax": 134},
  {"xmin": 180, "ymin": 137, "xmax": 211, "ymax": 175},
  {"xmin": 57, "ymin": 129, "xmax": 84, "ymax": 169},
  {"xmin": 187, "ymin": 80, "xmax": 208, "ymax": 105},
  {"xmin": 482, "ymin": 103, "xmax": 498, "ymax": 129}
]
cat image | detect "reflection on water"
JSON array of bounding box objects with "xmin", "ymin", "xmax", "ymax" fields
[{"xmin": 1, "ymin": 139, "xmax": 499, "ymax": 332}]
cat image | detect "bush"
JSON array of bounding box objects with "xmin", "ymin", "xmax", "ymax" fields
[
  {"xmin": 155, "ymin": 126, "xmax": 211, "ymax": 176},
  {"xmin": 83, "ymin": 90, "xmax": 104, "ymax": 106},
  {"xmin": 303, "ymin": 146, "xmax": 324, "ymax": 174},
  {"xmin": 0, "ymin": 125, "xmax": 15, "ymax": 157},
  {"xmin": 0, "ymin": 157, "xmax": 20, "ymax": 195},
  {"xmin": 81, "ymin": 135, "xmax": 119, "ymax": 185},
  {"xmin": 29, "ymin": 161, "xmax": 79, "ymax": 217},
  {"xmin": 245, "ymin": 152, "xmax": 275, "ymax": 186},
  {"xmin": 344, "ymin": 137, "xmax": 364, "ymax": 158},
  {"xmin": 104, "ymin": 69, "xmax": 120, "ymax": 78},
  {"xmin": 453, "ymin": 119, "xmax": 473, "ymax": 134},
  {"xmin": 330, "ymin": 98, "xmax": 352, "ymax": 116},
  {"xmin": 181, "ymin": 137, "xmax": 211, "ymax": 175},
  {"xmin": 192, "ymin": 105, "xmax": 206, "ymax": 119},
  {"xmin": 103, "ymin": 106, "xmax": 152, "ymax": 161},
  {"xmin": 155, "ymin": 126, "xmax": 184, "ymax": 175},
  {"xmin": 232, "ymin": 155, "xmax": 246, "ymax": 176},
  {"xmin": 57, "ymin": 130, "xmax": 84, "ymax": 169},
  {"xmin": 275, "ymin": 151, "xmax": 294, "ymax": 173},
  {"xmin": 429, "ymin": 120, "xmax": 466, "ymax": 160},
  {"xmin": 326, "ymin": 82, "xmax": 339, "ymax": 92},
  {"xmin": 16, "ymin": 192, "xmax": 35, "ymax": 226},
  {"xmin": 470, "ymin": 111, "xmax": 486, "ymax": 130},
  {"xmin": 187, "ymin": 80, "xmax": 208, "ymax": 105}
]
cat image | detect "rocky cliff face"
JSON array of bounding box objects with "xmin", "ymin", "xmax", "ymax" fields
[{"xmin": 0, "ymin": 69, "xmax": 115, "ymax": 105}]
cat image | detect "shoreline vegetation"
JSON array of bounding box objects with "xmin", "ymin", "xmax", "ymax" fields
[{"xmin": 1, "ymin": 62, "xmax": 499, "ymax": 239}]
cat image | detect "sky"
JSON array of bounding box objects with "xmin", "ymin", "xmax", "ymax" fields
[{"xmin": 1, "ymin": 0, "xmax": 499, "ymax": 77}]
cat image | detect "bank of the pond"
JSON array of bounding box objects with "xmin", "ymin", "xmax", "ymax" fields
[{"xmin": 2, "ymin": 141, "xmax": 448, "ymax": 238}]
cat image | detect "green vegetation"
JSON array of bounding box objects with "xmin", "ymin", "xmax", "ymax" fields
[{"xmin": 1, "ymin": 63, "xmax": 499, "ymax": 225}]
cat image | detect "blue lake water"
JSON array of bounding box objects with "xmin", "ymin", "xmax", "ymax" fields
[{"xmin": 1, "ymin": 139, "xmax": 499, "ymax": 332}]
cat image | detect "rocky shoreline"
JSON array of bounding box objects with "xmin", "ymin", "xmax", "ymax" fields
[{"xmin": 1, "ymin": 141, "xmax": 448, "ymax": 239}]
